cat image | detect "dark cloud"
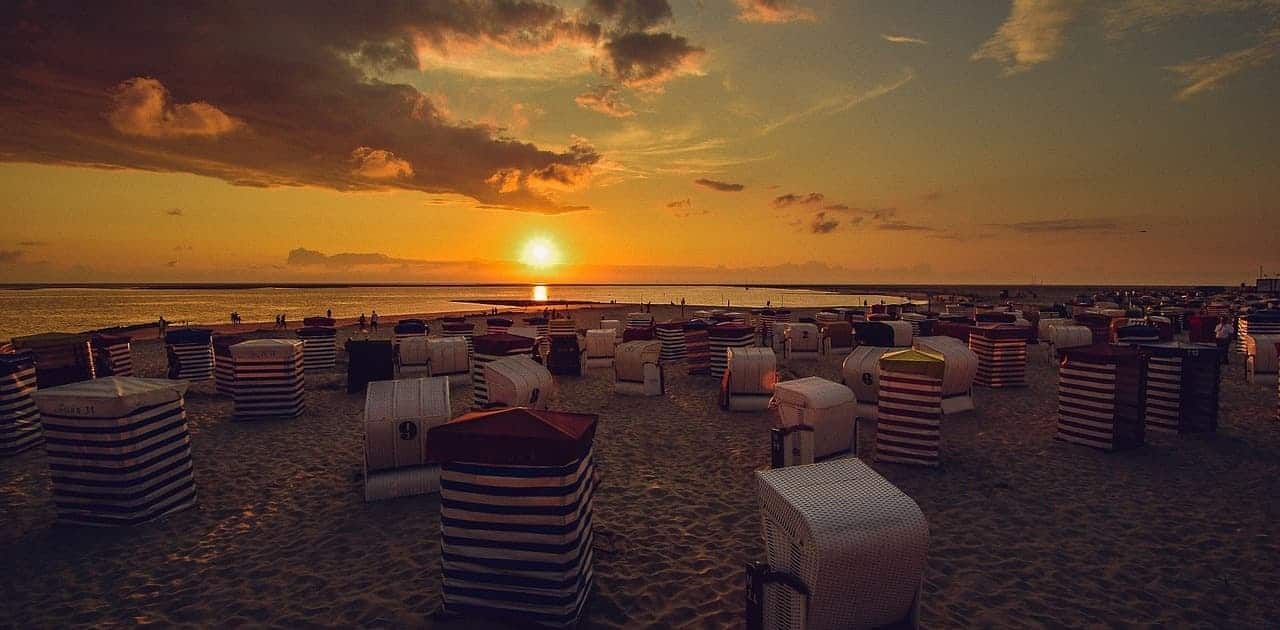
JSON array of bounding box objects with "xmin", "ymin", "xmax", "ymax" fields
[
  {"xmin": 771, "ymin": 192, "xmax": 824, "ymax": 208},
  {"xmin": 822, "ymin": 204, "xmax": 897, "ymax": 220},
  {"xmin": 0, "ymin": 2, "xmax": 666, "ymax": 213},
  {"xmin": 165, "ymin": 260, "xmax": 178, "ymax": 267},
  {"xmin": 574, "ymin": 85, "xmax": 636, "ymax": 118},
  {"xmin": 877, "ymin": 221, "xmax": 935, "ymax": 232},
  {"xmin": 603, "ymin": 32, "xmax": 704, "ymax": 90},
  {"xmin": 694, "ymin": 178, "xmax": 745, "ymax": 192},
  {"xmin": 587, "ymin": 0, "xmax": 673, "ymax": 32},
  {"xmin": 996, "ymin": 219, "xmax": 1123, "ymax": 233},
  {"xmin": 164, "ymin": 208, "xmax": 184, "ymax": 216},
  {"xmin": 810, "ymin": 211, "xmax": 839, "ymax": 234},
  {"xmin": 0, "ymin": 250, "xmax": 22, "ymax": 264},
  {"xmin": 664, "ymin": 198, "xmax": 705, "ymax": 218}
]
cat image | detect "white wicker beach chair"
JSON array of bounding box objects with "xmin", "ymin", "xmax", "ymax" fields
[
  {"xmin": 749, "ymin": 459, "xmax": 928, "ymax": 629},
  {"xmin": 783, "ymin": 323, "xmax": 822, "ymax": 362},
  {"xmin": 426, "ymin": 336, "xmax": 470, "ymax": 386},
  {"xmin": 584, "ymin": 329, "xmax": 617, "ymax": 369},
  {"xmin": 773, "ymin": 377, "xmax": 857, "ymax": 461},
  {"xmin": 396, "ymin": 336, "xmax": 431, "ymax": 379},
  {"xmin": 722, "ymin": 347, "xmax": 777, "ymax": 412},
  {"xmin": 614, "ymin": 340, "xmax": 664, "ymax": 396}
]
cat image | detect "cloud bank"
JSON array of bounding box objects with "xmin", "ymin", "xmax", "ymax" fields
[{"xmin": 0, "ymin": 1, "xmax": 711, "ymax": 213}]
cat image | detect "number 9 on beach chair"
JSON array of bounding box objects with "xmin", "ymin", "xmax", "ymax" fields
[
  {"xmin": 363, "ymin": 377, "xmax": 451, "ymax": 501},
  {"xmin": 483, "ymin": 356, "xmax": 554, "ymax": 409}
]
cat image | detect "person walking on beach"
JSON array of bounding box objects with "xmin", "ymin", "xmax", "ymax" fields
[
  {"xmin": 326, "ymin": 308, "xmax": 332, "ymax": 319},
  {"xmin": 158, "ymin": 316, "xmax": 168, "ymax": 338},
  {"xmin": 1215, "ymin": 316, "xmax": 1234, "ymax": 365},
  {"xmin": 280, "ymin": 313, "xmax": 287, "ymax": 329},
  {"xmin": 370, "ymin": 311, "xmax": 379, "ymax": 331},
  {"xmin": 358, "ymin": 313, "xmax": 367, "ymax": 331}
]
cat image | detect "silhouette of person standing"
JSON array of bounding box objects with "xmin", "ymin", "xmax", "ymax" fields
[{"xmin": 371, "ymin": 311, "xmax": 379, "ymax": 331}]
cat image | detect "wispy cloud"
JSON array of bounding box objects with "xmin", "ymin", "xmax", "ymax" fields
[
  {"xmin": 1166, "ymin": 28, "xmax": 1280, "ymax": 99},
  {"xmin": 164, "ymin": 208, "xmax": 184, "ymax": 216},
  {"xmin": 694, "ymin": 177, "xmax": 745, "ymax": 191},
  {"xmin": 1103, "ymin": 0, "xmax": 1277, "ymax": 38},
  {"xmin": 733, "ymin": 0, "xmax": 815, "ymax": 24},
  {"xmin": 976, "ymin": 0, "xmax": 1280, "ymax": 99},
  {"xmin": 16, "ymin": 240, "xmax": 48, "ymax": 247},
  {"xmin": 574, "ymin": 84, "xmax": 636, "ymax": 118},
  {"xmin": 881, "ymin": 34, "xmax": 928, "ymax": 45},
  {"xmin": 994, "ymin": 218, "xmax": 1124, "ymax": 233},
  {"xmin": 760, "ymin": 68, "xmax": 914, "ymax": 135},
  {"xmin": 666, "ymin": 198, "xmax": 692, "ymax": 209},
  {"xmin": 972, "ymin": 0, "xmax": 1086, "ymax": 75}
]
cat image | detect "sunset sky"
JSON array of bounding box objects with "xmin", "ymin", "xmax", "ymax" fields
[{"xmin": 2, "ymin": 1, "xmax": 1278, "ymax": 285}]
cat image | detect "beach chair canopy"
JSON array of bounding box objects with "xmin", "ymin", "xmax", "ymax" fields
[{"xmin": 427, "ymin": 407, "xmax": 597, "ymax": 467}]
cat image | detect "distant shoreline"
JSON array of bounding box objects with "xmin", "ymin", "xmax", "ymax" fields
[{"xmin": 0, "ymin": 282, "xmax": 1228, "ymax": 291}]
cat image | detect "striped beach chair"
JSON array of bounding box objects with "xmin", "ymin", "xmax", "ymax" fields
[
  {"xmin": 1137, "ymin": 342, "xmax": 1219, "ymax": 434},
  {"xmin": 684, "ymin": 320, "xmax": 710, "ymax": 375},
  {"xmin": 92, "ymin": 334, "xmax": 133, "ymax": 377},
  {"xmin": 969, "ymin": 325, "xmax": 1027, "ymax": 388},
  {"xmin": 428, "ymin": 408, "xmax": 597, "ymax": 628},
  {"xmin": 165, "ymin": 329, "xmax": 214, "ymax": 382},
  {"xmin": 230, "ymin": 339, "xmax": 305, "ymax": 420},
  {"xmin": 213, "ymin": 334, "xmax": 245, "ymax": 395},
  {"xmin": 1055, "ymin": 345, "xmax": 1146, "ymax": 452},
  {"xmin": 13, "ymin": 332, "xmax": 97, "ymax": 387},
  {"xmin": 656, "ymin": 321, "xmax": 687, "ymax": 363},
  {"xmin": 32, "ymin": 377, "xmax": 197, "ymax": 526},
  {"xmin": 297, "ymin": 326, "xmax": 338, "ymax": 371},
  {"xmin": 1, "ymin": 351, "xmax": 42, "ymax": 456},
  {"xmin": 874, "ymin": 348, "xmax": 945, "ymax": 467}
]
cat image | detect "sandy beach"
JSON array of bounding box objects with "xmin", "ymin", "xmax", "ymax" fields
[{"xmin": 2, "ymin": 304, "xmax": 1278, "ymax": 628}]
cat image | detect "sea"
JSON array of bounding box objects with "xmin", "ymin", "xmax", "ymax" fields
[{"xmin": 0, "ymin": 284, "xmax": 914, "ymax": 340}]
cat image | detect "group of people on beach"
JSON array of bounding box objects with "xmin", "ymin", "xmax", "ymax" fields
[{"xmin": 357, "ymin": 311, "xmax": 379, "ymax": 332}]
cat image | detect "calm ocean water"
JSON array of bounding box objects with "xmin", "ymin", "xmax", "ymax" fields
[{"xmin": 0, "ymin": 285, "xmax": 911, "ymax": 340}]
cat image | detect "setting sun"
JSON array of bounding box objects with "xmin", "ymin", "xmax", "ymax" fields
[{"xmin": 519, "ymin": 237, "xmax": 560, "ymax": 270}]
